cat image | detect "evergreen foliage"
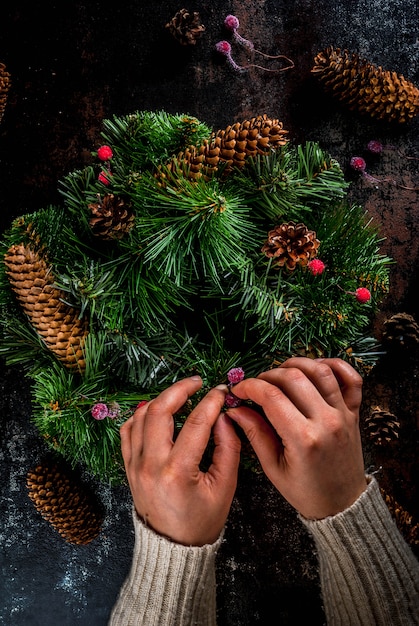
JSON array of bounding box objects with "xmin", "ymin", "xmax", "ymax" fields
[{"xmin": 0, "ymin": 110, "xmax": 392, "ymax": 483}]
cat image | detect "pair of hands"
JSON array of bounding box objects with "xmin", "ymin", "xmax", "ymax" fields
[{"xmin": 120, "ymin": 357, "xmax": 367, "ymax": 546}]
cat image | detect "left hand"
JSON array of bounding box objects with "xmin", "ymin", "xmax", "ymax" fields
[{"xmin": 120, "ymin": 376, "xmax": 241, "ymax": 546}]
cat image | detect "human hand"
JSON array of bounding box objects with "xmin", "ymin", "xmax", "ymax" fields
[
  {"xmin": 227, "ymin": 357, "xmax": 367, "ymax": 520},
  {"xmin": 120, "ymin": 376, "xmax": 241, "ymax": 546}
]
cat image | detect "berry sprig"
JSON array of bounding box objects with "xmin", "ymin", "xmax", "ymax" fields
[
  {"xmin": 96, "ymin": 144, "xmax": 114, "ymax": 186},
  {"xmin": 224, "ymin": 367, "xmax": 245, "ymax": 408}
]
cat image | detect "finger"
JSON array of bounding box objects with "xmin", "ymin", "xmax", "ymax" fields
[
  {"xmin": 231, "ymin": 376, "xmax": 309, "ymax": 432},
  {"xmin": 120, "ymin": 415, "xmax": 134, "ymax": 468},
  {"xmin": 227, "ymin": 405, "xmax": 284, "ymax": 479},
  {"xmin": 141, "ymin": 377, "xmax": 203, "ymax": 462},
  {"xmin": 207, "ymin": 414, "xmax": 241, "ymax": 492},
  {"xmin": 317, "ymin": 358, "xmax": 363, "ymax": 414},
  {"xmin": 120, "ymin": 400, "xmax": 150, "ymax": 470},
  {"xmin": 258, "ymin": 358, "xmax": 348, "ymax": 416},
  {"xmin": 173, "ymin": 385, "xmax": 229, "ymax": 468}
]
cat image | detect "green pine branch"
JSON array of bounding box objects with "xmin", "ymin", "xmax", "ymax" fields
[
  {"xmin": 99, "ymin": 110, "xmax": 212, "ymax": 172},
  {"xmin": 232, "ymin": 141, "xmax": 349, "ymax": 222},
  {"xmin": 130, "ymin": 168, "xmax": 262, "ymax": 289}
]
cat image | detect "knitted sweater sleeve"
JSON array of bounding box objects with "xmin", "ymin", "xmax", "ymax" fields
[
  {"xmin": 108, "ymin": 508, "xmax": 221, "ymax": 626},
  {"xmin": 300, "ymin": 476, "xmax": 419, "ymax": 625}
]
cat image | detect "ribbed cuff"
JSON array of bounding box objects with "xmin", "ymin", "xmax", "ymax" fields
[
  {"xmin": 300, "ymin": 477, "xmax": 419, "ymax": 625},
  {"xmin": 108, "ymin": 509, "xmax": 221, "ymax": 626}
]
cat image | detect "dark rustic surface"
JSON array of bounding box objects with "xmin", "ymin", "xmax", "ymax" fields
[{"xmin": 0, "ymin": 2, "xmax": 418, "ymax": 624}]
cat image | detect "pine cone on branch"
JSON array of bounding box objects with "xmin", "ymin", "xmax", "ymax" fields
[
  {"xmin": 88, "ymin": 193, "xmax": 135, "ymax": 240},
  {"xmin": 381, "ymin": 312, "xmax": 419, "ymax": 352},
  {"xmin": 165, "ymin": 115, "xmax": 288, "ymax": 181},
  {"xmin": 365, "ymin": 405, "xmax": 400, "ymax": 447},
  {"xmin": 27, "ymin": 459, "xmax": 103, "ymax": 545},
  {"xmin": 261, "ymin": 221, "xmax": 320, "ymax": 271},
  {"xmin": 312, "ymin": 47, "xmax": 419, "ymax": 124},
  {"xmin": 4, "ymin": 243, "xmax": 88, "ymax": 371},
  {"xmin": 165, "ymin": 8, "xmax": 205, "ymax": 46},
  {"xmin": 0, "ymin": 62, "xmax": 11, "ymax": 124},
  {"xmin": 381, "ymin": 489, "xmax": 419, "ymax": 549}
]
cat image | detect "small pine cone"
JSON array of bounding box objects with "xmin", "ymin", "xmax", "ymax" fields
[
  {"xmin": 365, "ymin": 406, "xmax": 400, "ymax": 446},
  {"xmin": 381, "ymin": 489, "xmax": 419, "ymax": 548},
  {"xmin": 88, "ymin": 193, "xmax": 135, "ymax": 240},
  {"xmin": 312, "ymin": 47, "xmax": 419, "ymax": 124},
  {"xmin": 165, "ymin": 8, "xmax": 205, "ymax": 46},
  {"xmin": 261, "ymin": 221, "xmax": 320, "ymax": 271},
  {"xmin": 27, "ymin": 459, "xmax": 103, "ymax": 545},
  {"xmin": 381, "ymin": 312, "xmax": 419, "ymax": 352},
  {"xmin": 0, "ymin": 62, "xmax": 11, "ymax": 124},
  {"xmin": 4, "ymin": 243, "xmax": 89, "ymax": 371},
  {"xmin": 168, "ymin": 115, "xmax": 288, "ymax": 181}
]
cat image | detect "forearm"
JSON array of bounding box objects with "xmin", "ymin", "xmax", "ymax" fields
[
  {"xmin": 301, "ymin": 477, "xmax": 419, "ymax": 625},
  {"xmin": 109, "ymin": 509, "xmax": 221, "ymax": 626}
]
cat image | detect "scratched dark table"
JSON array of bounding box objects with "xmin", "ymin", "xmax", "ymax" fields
[{"xmin": 1, "ymin": 2, "xmax": 418, "ymax": 624}]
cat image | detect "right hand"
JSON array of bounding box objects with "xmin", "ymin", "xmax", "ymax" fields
[{"xmin": 227, "ymin": 357, "xmax": 368, "ymax": 520}]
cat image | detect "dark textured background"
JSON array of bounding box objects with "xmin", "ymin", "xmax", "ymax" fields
[{"xmin": 0, "ymin": 2, "xmax": 418, "ymax": 624}]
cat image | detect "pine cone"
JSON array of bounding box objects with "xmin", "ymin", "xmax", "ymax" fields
[
  {"xmin": 312, "ymin": 47, "xmax": 419, "ymax": 124},
  {"xmin": 165, "ymin": 8, "xmax": 205, "ymax": 46},
  {"xmin": 365, "ymin": 406, "xmax": 400, "ymax": 446},
  {"xmin": 381, "ymin": 312, "xmax": 419, "ymax": 352},
  {"xmin": 166, "ymin": 115, "xmax": 288, "ymax": 181},
  {"xmin": 381, "ymin": 489, "xmax": 419, "ymax": 548},
  {"xmin": 27, "ymin": 459, "xmax": 103, "ymax": 545},
  {"xmin": 4, "ymin": 243, "xmax": 89, "ymax": 371},
  {"xmin": 88, "ymin": 193, "xmax": 135, "ymax": 240},
  {"xmin": 261, "ymin": 221, "xmax": 320, "ymax": 271},
  {"xmin": 0, "ymin": 62, "xmax": 11, "ymax": 124}
]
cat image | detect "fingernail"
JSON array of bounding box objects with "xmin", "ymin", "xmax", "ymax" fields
[
  {"xmin": 190, "ymin": 375, "xmax": 202, "ymax": 380},
  {"xmin": 215, "ymin": 383, "xmax": 228, "ymax": 391}
]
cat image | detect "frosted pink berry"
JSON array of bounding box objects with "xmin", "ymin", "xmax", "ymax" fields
[
  {"xmin": 355, "ymin": 287, "xmax": 371, "ymax": 304},
  {"xmin": 91, "ymin": 403, "xmax": 109, "ymax": 420},
  {"xmin": 350, "ymin": 156, "xmax": 367, "ymax": 172},
  {"xmin": 224, "ymin": 14, "xmax": 240, "ymax": 32},
  {"xmin": 308, "ymin": 259, "xmax": 325, "ymax": 276},
  {"xmin": 224, "ymin": 392, "xmax": 241, "ymax": 408},
  {"xmin": 97, "ymin": 145, "xmax": 113, "ymax": 161},
  {"xmin": 366, "ymin": 140, "xmax": 383, "ymax": 154},
  {"xmin": 227, "ymin": 367, "xmax": 245, "ymax": 384},
  {"xmin": 107, "ymin": 401, "xmax": 120, "ymax": 419}
]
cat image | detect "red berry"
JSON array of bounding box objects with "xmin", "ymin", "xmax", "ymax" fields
[
  {"xmin": 216, "ymin": 40, "xmax": 232, "ymax": 55},
  {"xmin": 227, "ymin": 367, "xmax": 245, "ymax": 384},
  {"xmin": 350, "ymin": 156, "xmax": 366, "ymax": 172},
  {"xmin": 355, "ymin": 287, "xmax": 371, "ymax": 304},
  {"xmin": 308, "ymin": 259, "xmax": 325, "ymax": 276},
  {"xmin": 98, "ymin": 170, "xmax": 112, "ymax": 185},
  {"xmin": 91, "ymin": 403, "xmax": 109, "ymax": 420},
  {"xmin": 97, "ymin": 145, "xmax": 113, "ymax": 161}
]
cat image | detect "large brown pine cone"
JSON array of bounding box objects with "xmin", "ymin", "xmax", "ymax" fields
[
  {"xmin": 4, "ymin": 243, "xmax": 88, "ymax": 371},
  {"xmin": 27, "ymin": 459, "xmax": 103, "ymax": 545},
  {"xmin": 165, "ymin": 115, "xmax": 289, "ymax": 181},
  {"xmin": 381, "ymin": 312, "xmax": 419, "ymax": 352},
  {"xmin": 261, "ymin": 221, "xmax": 320, "ymax": 270},
  {"xmin": 381, "ymin": 489, "xmax": 419, "ymax": 548},
  {"xmin": 0, "ymin": 62, "xmax": 11, "ymax": 123},
  {"xmin": 312, "ymin": 47, "xmax": 419, "ymax": 124}
]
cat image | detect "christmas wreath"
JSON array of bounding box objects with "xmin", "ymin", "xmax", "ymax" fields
[{"xmin": 0, "ymin": 111, "xmax": 391, "ymax": 483}]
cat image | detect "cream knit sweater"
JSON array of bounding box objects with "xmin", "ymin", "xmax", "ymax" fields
[{"xmin": 109, "ymin": 478, "xmax": 419, "ymax": 625}]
